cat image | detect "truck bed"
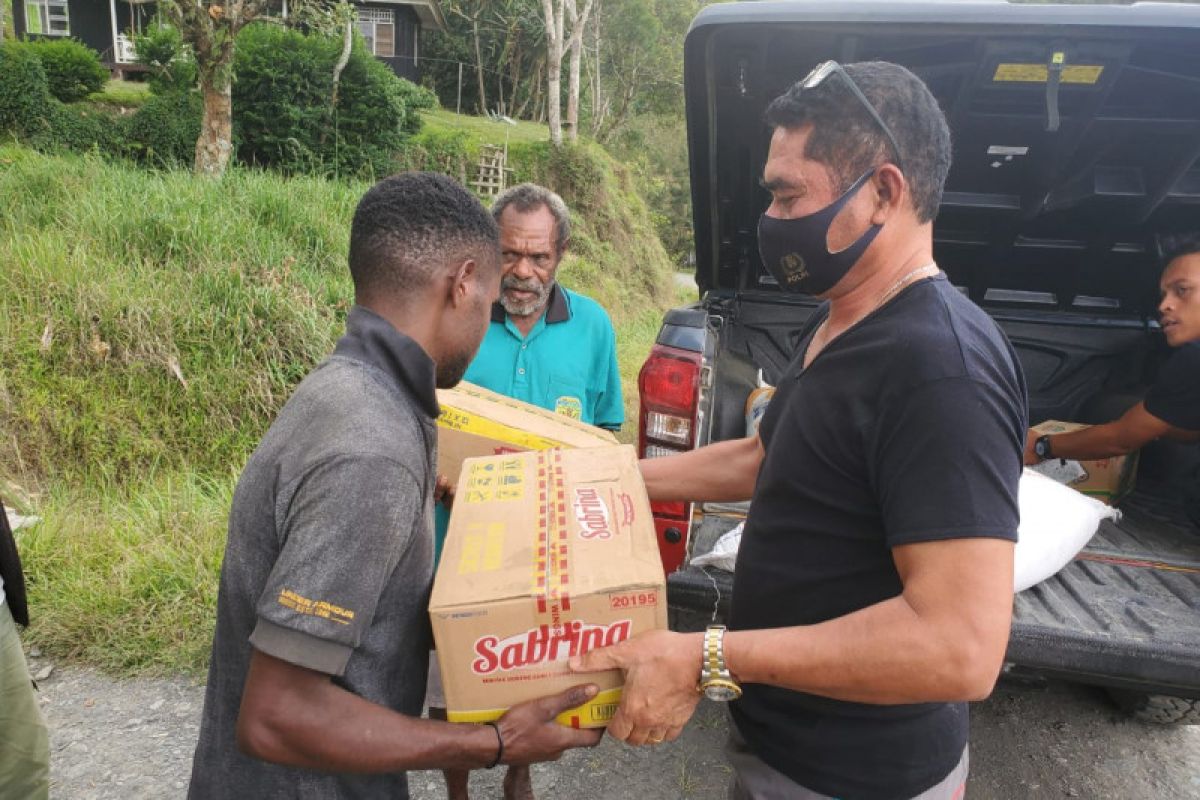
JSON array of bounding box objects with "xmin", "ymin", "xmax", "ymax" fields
[{"xmin": 667, "ymin": 484, "xmax": 1200, "ymax": 696}]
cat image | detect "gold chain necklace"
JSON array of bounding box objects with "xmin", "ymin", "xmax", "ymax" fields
[{"xmin": 808, "ymin": 262, "xmax": 941, "ymax": 360}]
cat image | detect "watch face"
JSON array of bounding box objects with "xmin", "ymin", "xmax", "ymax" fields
[{"xmin": 703, "ymin": 683, "xmax": 741, "ymax": 702}]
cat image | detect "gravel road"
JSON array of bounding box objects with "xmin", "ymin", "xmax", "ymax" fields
[{"xmin": 31, "ymin": 658, "xmax": 1200, "ymax": 800}]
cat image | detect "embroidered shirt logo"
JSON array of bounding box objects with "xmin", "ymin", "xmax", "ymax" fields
[{"xmin": 555, "ymin": 395, "xmax": 583, "ymax": 420}]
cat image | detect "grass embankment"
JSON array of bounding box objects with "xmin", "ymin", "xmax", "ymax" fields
[
  {"xmin": 420, "ymin": 107, "xmax": 548, "ymax": 148},
  {"xmin": 0, "ymin": 139, "xmax": 682, "ymax": 674},
  {"xmin": 87, "ymin": 79, "xmax": 152, "ymax": 108}
]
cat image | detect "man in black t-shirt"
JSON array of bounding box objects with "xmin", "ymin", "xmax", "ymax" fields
[
  {"xmin": 1025, "ymin": 235, "xmax": 1200, "ymax": 480},
  {"xmin": 574, "ymin": 62, "xmax": 1026, "ymax": 800}
]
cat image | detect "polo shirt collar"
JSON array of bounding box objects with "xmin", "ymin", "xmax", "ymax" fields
[
  {"xmin": 333, "ymin": 305, "xmax": 440, "ymax": 419},
  {"xmin": 490, "ymin": 283, "xmax": 571, "ymax": 325}
]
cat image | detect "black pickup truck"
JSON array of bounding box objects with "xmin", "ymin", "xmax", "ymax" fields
[{"xmin": 637, "ymin": 0, "xmax": 1200, "ymax": 724}]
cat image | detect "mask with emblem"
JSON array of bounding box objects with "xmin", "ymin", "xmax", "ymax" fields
[{"xmin": 756, "ymin": 169, "xmax": 882, "ymax": 296}]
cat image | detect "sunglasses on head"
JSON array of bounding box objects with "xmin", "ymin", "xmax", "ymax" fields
[{"xmin": 800, "ymin": 60, "xmax": 905, "ymax": 172}]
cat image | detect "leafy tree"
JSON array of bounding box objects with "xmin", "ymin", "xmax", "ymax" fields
[
  {"xmin": 133, "ymin": 18, "xmax": 198, "ymax": 94},
  {"xmin": 589, "ymin": 0, "xmax": 696, "ymax": 141}
]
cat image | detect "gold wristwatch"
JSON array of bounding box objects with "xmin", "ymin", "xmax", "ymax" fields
[{"xmin": 698, "ymin": 624, "xmax": 742, "ymax": 701}]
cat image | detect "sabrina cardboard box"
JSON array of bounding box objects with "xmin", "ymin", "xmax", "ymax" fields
[{"xmin": 429, "ymin": 445, "xmax": 666, "ymax": 729}]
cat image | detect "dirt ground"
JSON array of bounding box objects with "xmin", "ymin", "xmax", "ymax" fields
[{"xmin": 33, "ymin": 663, "xmax": 1200, "ymax": 799}]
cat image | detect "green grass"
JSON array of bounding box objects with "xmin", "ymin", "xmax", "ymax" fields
[
  {"xmin": 1, "ymin": 140, "xmax": 679, "ymax": 674},
  {"xmin": 0, "ymin": 144, "xmax": 362, "ymax": 489},
  {"xmin": 15, "ymin": 474, "xmax": 231, "ymax": 675},
  {"xmin": 420, "ymin": 107, "xmax": 549, "ymax": 149},
  {"xmin": 86, "ymin": 79, "xmax": 152, "ymax": 108}
]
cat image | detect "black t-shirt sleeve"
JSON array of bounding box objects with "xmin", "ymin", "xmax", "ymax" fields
[
  {"xmin": 873, "ymin": 376, "xmax": 1024, "ymax": 546},
  {"xmin": 250, "ymin": 455, "xmax": 423, "ymax": 676},
  {"xmin": 1144, "ymin": 344, "xmax": 1200, "ymax": 431}
]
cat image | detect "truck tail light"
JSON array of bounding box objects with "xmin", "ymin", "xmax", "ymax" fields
[
  {"xmin": 638, "ymin": 344, "xmax": 701, "ymax": 459},
  {"xmin": 638, "ymin": 344, "xmax": 703, "ymax": 574}
]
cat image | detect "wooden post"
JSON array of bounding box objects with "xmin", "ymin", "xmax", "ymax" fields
[
  {"xmin": 457, "ymin": 61, "xmax": 463, "ymax": 115},
  {"xmin": 109, "ymin": 0, "xmax": 119, "ymax": 64}
]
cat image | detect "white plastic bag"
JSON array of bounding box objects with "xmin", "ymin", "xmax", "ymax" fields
[
  {"xmin": 1028, "ymin": 458, "xmax": 1088, "ymax": 486},
  {"xmin": 685, "ymin": 471, "xmax": 1118, "ymax": 592},
  {"xmin": 1015, "ymin": 468, "xmax": 1120, "ymax": 592},
  {"xmin": 691, "ymin": 522, "xmax": 743, "ymax": 572}
]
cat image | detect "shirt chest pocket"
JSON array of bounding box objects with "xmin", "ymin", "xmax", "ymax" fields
[{"xmin": 546, "ymin": 371, "xmax": 590, "ymax": 423}]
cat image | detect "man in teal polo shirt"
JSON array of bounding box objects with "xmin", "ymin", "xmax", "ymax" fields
[
  {"xmin": 430, "ymin": 183, "xmax": 622, "ymax": 800},
  {"xmin": 465, "ymin": 183, "xmax": 624, "ymax": 430}
]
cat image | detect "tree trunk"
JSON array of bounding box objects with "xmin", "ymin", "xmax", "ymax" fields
[
  {"xmin": 507, "ymin": 40, "xmax": 522, "ymax": 118},
  {"xmin": 565, "ymin": 26, "xmax": 582, "ymax": 140},
  {"xmin": 547, "ymin": 53, "xmax": 563, "ymax": 145},
  {"xmin": 541, "ymin": 0, "xmax": 564, "ymax": 145},
  {"xmin": 331, "ymin": 16, "xmax": 353, "ymax": 107},
  {"xmin": 530, "ymin": 63, "xmax": 546, "ymax": 123},
  {"xmin": 472, "ymin": 17, "xmax": 487, "ymax": 113},
  {"xmin": 195, "ymin": 73, "xmax": 234, "ymax": 177},
  {"xmin": 590, "ymin": 4, "xmax": 605, "ymax": 136},
  {"xmin": 563, "ymin": 0, "xmax": 595, "ymax": 142},
  {"xmin": 598, "ymin": 61, "xmax": 640, "ymax": 144}
]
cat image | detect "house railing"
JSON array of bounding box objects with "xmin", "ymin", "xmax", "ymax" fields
[{"xmin": 115, "ymin": 34, "xmax": 138, "ymax": 64}]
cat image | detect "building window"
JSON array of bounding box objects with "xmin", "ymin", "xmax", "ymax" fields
[
  {"xmin": 357, "ymin": 8, "xmax": 395, "ymax": 58},
  {"xmin": 24, "ymin": 0, "xmax": 70, "ymax": 36}
]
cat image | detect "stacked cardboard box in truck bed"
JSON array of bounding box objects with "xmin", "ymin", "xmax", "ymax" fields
[{"xmin": 1032, "ymin": 419, "xmax": 1140, "ymax": 505}]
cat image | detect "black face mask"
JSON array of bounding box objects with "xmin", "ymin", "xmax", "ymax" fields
[{"xmin": 757, "ymin": 169, "xmax": 882, "ymax": 296}]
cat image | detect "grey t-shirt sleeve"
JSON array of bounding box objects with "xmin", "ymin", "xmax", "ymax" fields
[{"xmin": 249, "ymin": 454, "xmax": 423, "ymax": 676}]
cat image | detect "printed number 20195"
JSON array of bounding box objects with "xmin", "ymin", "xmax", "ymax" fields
[{"xmin": 610, "ymin": 592, "xmax": 658, "ymax": 609}]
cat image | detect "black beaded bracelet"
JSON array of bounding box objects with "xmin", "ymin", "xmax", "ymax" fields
[{"xmin": 484, "ymin": 721, "xmax": 504, "ymax": 769}]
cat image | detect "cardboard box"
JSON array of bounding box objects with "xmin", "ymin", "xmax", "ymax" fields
[
  {"xmin": 429, "ymin": 445, "xmax": 666, "ymax": 728},
  {"xmin": 436, "ymin": 382, "xmax": 618, "ymax": 485},
  {"xmin": 1032, "ymin": 420, "xmax": 1140, "ymax": 504}
]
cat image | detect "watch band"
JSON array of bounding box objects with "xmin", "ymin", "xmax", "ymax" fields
[{"xmin": 700, "ymin": 625, "xmax": 742, "ymax": 700}]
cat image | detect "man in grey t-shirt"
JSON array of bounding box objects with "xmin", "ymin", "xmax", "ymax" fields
[{"xmin": 188, "ymin": 173, "xmax": 602, "ymax": 799}]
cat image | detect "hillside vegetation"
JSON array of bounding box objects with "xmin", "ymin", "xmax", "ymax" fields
[{"xmin": 0, "ymin": 140, "xmax": 679, "ymax": 673}]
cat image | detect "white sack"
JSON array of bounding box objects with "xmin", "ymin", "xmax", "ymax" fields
[
  {"xmin": 1028, "ymin": 457, "xmax": 1088, "ymax": 486},
  {"xmin": 1015, "ymin": 468, "xmax": 1120, "ymax": 592},
  {"xmin": 691, "ymin": 522, "xmax": 744, "ymax": 572},
  {"xmin": 685, "ymin": 471, "xmax": 1118, "ymax": 592}
]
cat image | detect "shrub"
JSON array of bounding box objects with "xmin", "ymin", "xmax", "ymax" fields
[
  {"xmin": 126, "ymin": 90, "xmax": 202, "ymax": 168},
  {"xmin": 395, "ymin": 80, "xmax": 437, "ymax": 136},
  {"xmin": 393, "ymin": 127, "xmax": 470, "ymax": 177},
  {"xmin": 233, "ymin": 23, "xmax": 431, "ymax": 177},
  {"xmin": 233, "ymin": 23, "xmax": 334, "ymax": 172},
  {"xmin": 20, "ymin": 39, "xmax": 109, "ymax": 103},
  {"xmin": 328, "ymin": 39, "xmax": 409, "ymax": 176},
  {"xmin": 0, "ymin": 42, "xmax": 127, "ymax": 158},
  {"xmin": 0, "ymin": 42, "xmax": 55, "ymax": 137},
  {"xmin": 39, "ymin": 103, "xmax": 129, "ymax": 156},
  {"xmin": 133, "ymin": 22, "xmax": 197, "ymax": 94}
]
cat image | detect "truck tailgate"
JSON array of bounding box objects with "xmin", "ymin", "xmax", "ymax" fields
[{"xmin": 667, "ymin": 487, "xmax": 1200, "ymax": 695}]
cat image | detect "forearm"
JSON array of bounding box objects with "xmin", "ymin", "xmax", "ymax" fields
[
  {"xmin": 724, "ymin": 594, "xmax": 1009, "ymax": 705},
  {"xmin": 1047, "ymin": 423, "xmax": 1136, "ymax": 460},
  {"xmin": 639, "ymin": 435, "xmax": 762, "ymax": 503},
  {"xmin": 238, "ymin": 667, "xmax": 496, "ymax": 772}
]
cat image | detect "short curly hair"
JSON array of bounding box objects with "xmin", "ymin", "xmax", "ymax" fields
[
  {"xmin": 491, "ymin": 183, "xmax": 572, "ymax": 256},
  {"xmin": 349, "ymin": 172, "xmax": 500, "ymax": 298},
  {"xmin": 765, "ymin": 61, "xmax": 951, "ymax": 224}
]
